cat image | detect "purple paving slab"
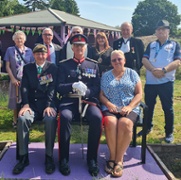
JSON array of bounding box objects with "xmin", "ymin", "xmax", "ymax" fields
[{"xmin": 0, "ymin": 143, "xmax": 167, "ymax": 180}]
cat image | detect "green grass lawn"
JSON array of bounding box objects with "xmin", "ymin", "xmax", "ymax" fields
[{"xmin": 0, "ymin": 68, "xmax": 181, "ymax": 144}]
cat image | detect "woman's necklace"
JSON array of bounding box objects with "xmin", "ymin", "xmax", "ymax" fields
[{"xmin": 96, "ymin": 47, "xmax": 107, "ymax": 63}]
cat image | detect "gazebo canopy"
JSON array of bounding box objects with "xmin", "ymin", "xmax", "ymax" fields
[{"xmin": 0, "ymin": 8, "xmax": 120, "ymax": 32}]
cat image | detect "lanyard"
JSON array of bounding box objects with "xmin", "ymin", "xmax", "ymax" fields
[{"xmin": 154, "ymin": 40, "xmax": 168, "ymax": 59}]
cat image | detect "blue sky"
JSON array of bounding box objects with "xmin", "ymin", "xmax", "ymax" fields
[{"xmin": 19, "ymin": 0, "xmax": 181, "ymax": 27}]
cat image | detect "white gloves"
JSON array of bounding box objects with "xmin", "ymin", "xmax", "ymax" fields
[{"xmin": 72, "ymin": 81, "xmax": 87, "ymax": 96}]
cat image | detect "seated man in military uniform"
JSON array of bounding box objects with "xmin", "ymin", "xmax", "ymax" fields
[
  {"xmin": 57, "ymin": 34, "xmax": 102, "ymax": 176},
  {"xmin": 13, "ymin": 44, "xmax": 57, "ymax": 175}
]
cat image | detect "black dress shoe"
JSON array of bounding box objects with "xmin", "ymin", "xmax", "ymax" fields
[
  {"xmin": 13, "ymin": 154, "xmax": 29, "ymax": 174},
  {"xmin": 45, "ymin": 155, "xmax": 55, "ymax": 174},
  {"xmin": 59, "ymin": 158, "xmax": 71, "ymax": 176},
  {"xmin": 137, "ymin": 128, "xmax": 152, "ymax": 137},
  {"xmin": 88, "ymin": 159, "xmax": 99, "ymax": 176}
]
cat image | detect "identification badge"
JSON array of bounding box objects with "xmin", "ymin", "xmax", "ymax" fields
[{"xmin": 39, "ymin": 74, "xmax": 53, "ymax": 85}]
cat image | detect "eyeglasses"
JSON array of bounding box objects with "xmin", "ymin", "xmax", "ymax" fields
[
  {"xmin": 111, "ymin": 58, "xmax": 123, "ymax": 63},
  {"xmin": 42, "ymin": 34, "xmax": 52, "ymax": 36},
  {"xmin": 72, "ymin": 31, "xmax": 80, "ymax": 34}
]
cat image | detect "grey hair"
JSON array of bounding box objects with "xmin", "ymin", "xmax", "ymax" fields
[
  {"xmin": 42, "ymin": 27, "xmax": 53, "ymax": 35},
  {"xmin": 71, "ymin": 26, "xmax": 83, "ymax": 34},
  {"xmin": 12, "ymin": 30, "xmax": 26, "ymax": 41}
]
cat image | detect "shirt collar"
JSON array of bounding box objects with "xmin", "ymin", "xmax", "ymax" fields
[
  {"xmin": 36, "ymin": 62, "xmax": 45, "ymax": 68},
  {"xmin": 44, "ymin": 42, "xmax": 53, "ymax": 47}
]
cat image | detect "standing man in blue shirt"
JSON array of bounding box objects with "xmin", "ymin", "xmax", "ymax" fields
[{"xmin": 138, "ymin": 20, "xmax": 181, "ymax": 143}]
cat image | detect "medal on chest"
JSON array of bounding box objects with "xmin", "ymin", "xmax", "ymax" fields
[
  {"xmin": 38, "ymin": 74, "xmax": 53, "ymax": 85},
  {"xmin": 83, "ymin": 68, "xmax": 96, "ymax": 78},
  {"xmin": 76, "ymin": 64, "xmax": 82, "ymax": 80}
]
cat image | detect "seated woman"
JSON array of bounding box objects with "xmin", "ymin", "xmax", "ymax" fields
[{"xmin": 99, "ymin": 50, "xmax": 142, "ymax": 177}]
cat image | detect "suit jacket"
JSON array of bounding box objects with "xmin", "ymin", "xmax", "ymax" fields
[
  {"xmin": 37, "ymin": 42, "xmax": 61, "ymax": 66},
  {"xmin": 113, "ymin": 37, "xmax": 144, "ymax": 74},
  {"xmin": 21, "ymin": 61, "xmax": 58, "ymax": 115},
  {"xmin": 53, "ymin": 43, "xmax": 61, "ymax": 65},
  {"xmin": 60, "ymin": 41, "xmax": 93, "ymax": 61}
]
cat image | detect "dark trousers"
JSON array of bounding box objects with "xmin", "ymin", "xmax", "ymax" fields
[
  {"xmin": 58, "ymin": 104, "xmax": 102, "ymax": 163},
  {"xmin": 144, "ymin": 81, "xmax": 174, "ymax": 136}
]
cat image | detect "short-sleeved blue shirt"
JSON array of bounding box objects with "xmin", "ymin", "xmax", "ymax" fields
[
  {"xmin": 101, "ymin": 68, "xmax": 140, "ymax": 115},
  {"xmin": 143, "ymin": 40, "xmax": 181, "ymax": 84}
]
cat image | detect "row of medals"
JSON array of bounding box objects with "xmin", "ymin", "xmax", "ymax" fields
[{"xmin": 76, "ymin": 64, "xmax": 96, "ymax": 80}]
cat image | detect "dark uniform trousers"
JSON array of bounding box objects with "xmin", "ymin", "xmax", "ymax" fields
[
  {"xmin": 17, "ymin": 110, "xmax": 57, "ymax": 157},
  {"xmin": 59, "ymin": 103, "xmax": 102, "ymax": 163}
]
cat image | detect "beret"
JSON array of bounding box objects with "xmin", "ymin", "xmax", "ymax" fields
[{"xmin": 33, "ymin": 44, "xmax": 47, "ymax": 53}]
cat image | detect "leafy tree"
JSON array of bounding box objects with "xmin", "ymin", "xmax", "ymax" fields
[
  {"xmin": 64, "ymin": 0, "xmax": 79, "ymax": 16},
  {"xmin": 23, "ymin": 0, "xmax": 50, "ymax": 11},
  {"xmin": 49, "ymin": 0, "xmax": 65, "ymax": 11},
  {"xmin": 50, "ymin": 0, "xmax": 80, "ymax": 16},
  {"xmin": 0, "ymin": 0, "xmax": 30, "ymax": 17},
  {"xmin": 13, "ymin": 3, "xmax": 31, "ymax": 14},
  {"xmin": 132, "ymin": 0, "xmax": 181, "ymax": 36}
]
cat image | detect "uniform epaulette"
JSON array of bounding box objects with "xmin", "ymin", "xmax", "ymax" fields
[
  {"xmin": 86, "ymin": 57, "xmax": 98, "ymax": 63},
  {"xmin": 59, "ymin": 58, "xmax": 71, "ymax": 63}
]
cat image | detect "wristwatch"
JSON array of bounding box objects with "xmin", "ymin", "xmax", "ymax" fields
[{"xmin": 162, "ymin": 67, "xmax": 167, "ymax": 74}]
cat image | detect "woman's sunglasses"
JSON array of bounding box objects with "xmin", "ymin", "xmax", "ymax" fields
[{"xmin": 111, "ymin": 58, "xmax": 123, "ymax": 63}]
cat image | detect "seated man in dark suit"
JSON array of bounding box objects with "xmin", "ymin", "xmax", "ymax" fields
[
  {"xmin": 12, "ymin": 44, "xmax": 57, "ymax": 175},
  {"xmin": 113, "ymin": 22, "xmax": 144, "ymax": 75},
  {"xmin": 40, "ymin": 27, "xmax": 61, "ymax": 66}
]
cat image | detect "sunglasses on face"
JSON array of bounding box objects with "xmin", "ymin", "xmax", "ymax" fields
[
  {"xmin": 42, "ymin": 34, "xmax": 52, "ymax": 37},
  {"xmin": 72, "ymin": 31, "xmax": 80, "ymax": 34},
  {"xmin": 111, "ymin": 58, "xmax": 123, "ymax": 63}
]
